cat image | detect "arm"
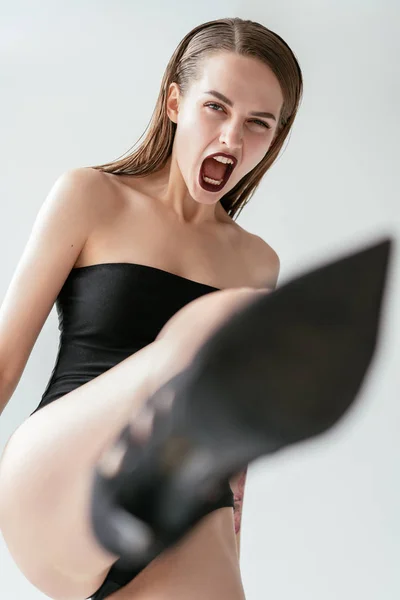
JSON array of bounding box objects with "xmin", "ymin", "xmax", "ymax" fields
[
  {"xmin": 0, "ymin": 374, "xmax": 19, "ymax": 418},
  {"xmin": 0, "ymin": 168, "xmax": 99, "ymax": 415}
]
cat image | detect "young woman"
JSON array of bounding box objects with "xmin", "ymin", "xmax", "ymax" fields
[{"xmin": 0, "ymin": 17, "xmax": 390, "ymax": 600}]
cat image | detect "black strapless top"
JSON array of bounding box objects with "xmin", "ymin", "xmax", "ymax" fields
[
  {"xmin": 30, "ymin": 263, "xmax": 220, "ymax": 415},
  {"xmin": 30, "ymin": 263, "xmax": 236, "ymax": 599}
]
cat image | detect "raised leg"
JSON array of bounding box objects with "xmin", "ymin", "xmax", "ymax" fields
[
  {"xmin": 0, "ymin": 286, "xmax": 259, "ymax": 600},
  {"xmin": 89, "ymin": 238, "xmax": 391, "ymax": 575}
]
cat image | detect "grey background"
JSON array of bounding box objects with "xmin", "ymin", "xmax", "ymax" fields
[{"xmin": 0, "ymin": 0, "xmax": 399, "ymax": 598}]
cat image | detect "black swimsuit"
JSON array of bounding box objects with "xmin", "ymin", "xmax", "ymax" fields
[{"xmin": 29, "ymin": 263, "xmax": 235, "ymax": 599}]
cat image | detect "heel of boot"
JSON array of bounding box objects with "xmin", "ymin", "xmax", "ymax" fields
[{"xmin": 90, "ymin": 237, "xmax": 393, "ymax": 569}]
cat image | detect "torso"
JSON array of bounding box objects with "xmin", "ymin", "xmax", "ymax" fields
[
  {"xmin": 74, "ymin": 169, "xmax": 272, "ymax": 599},
  {"xmin": 73, "ymin": 169, "xmax": 276, "ymax": 291}
]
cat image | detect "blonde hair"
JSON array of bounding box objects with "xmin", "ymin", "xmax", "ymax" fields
[{"xmin": 89, "ymin": 17, "xmax": 303, "ymax": 220}]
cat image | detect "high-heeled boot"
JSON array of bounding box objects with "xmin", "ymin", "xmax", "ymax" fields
[{"xmin": 89, "ymin": 236, "xmax": 392, "ymax": 574}]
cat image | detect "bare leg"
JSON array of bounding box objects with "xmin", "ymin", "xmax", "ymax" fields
[
  {"xmin": 88, "ymin": 237, "xmax": 392, "ymax": 576},
  {"xmin": 0, "ymin": 236, "xmax": 391, "ymax": 600},
  {"xmin": 0, "ymin": 287, "xmax": 261, "ymax": 600}
]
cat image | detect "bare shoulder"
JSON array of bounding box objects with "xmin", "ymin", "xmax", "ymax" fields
[
  {"xmin": 245, "ymin": 232, "xmax": 281, "ymax": 290},
  {"xmin": 68, "ymin": 166, "xmax": 110, "ymax": 194},
  {"xmin": 55, "ymin": 168, "xmax": 122, "ymax": 268},
  {"xmin": 37, "ymin": 167, "xmax": 110, "ymax": 229},
  {"xmin": 63, "ymin": 166, "xmax": 105, "ymax": 189},
  {"xmin": 58, "ymin": 167, "xmax": 108, "ymax": 209},
  {"xmin": 65, "ymin": 167, "xmax": 121, "ymax": 217}
]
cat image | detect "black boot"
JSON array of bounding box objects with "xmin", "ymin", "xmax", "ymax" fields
[{"xmin": 90, "ymin": 236, "xmax": 392, "ymax": 573}]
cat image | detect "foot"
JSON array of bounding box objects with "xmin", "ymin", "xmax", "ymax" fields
[{"xmin": 89, "ymin": 237, "xmax": 392, "ymax": 572}]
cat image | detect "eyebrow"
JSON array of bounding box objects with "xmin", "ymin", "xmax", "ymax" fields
[{"xmin": 204, "ymin": 89, "xmax": 277, "ymax": 122}]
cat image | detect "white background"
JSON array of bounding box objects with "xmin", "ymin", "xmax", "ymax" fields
[{"xmin": 0, "ymin": 1, "xmax": 399, "ymax": 598}]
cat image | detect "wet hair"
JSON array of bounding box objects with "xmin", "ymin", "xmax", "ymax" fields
[{"xmin": 89, "ymin": 17, "xmax": 303, "ymax": 220}]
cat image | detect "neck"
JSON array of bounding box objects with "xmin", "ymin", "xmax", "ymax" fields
[{"xmin": 149, "ymin": 154, "xmax": 227, "ymax": 226}]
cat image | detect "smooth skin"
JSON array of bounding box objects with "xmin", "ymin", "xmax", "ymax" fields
[{"xmin": 0, "ymin": 50, "xmax": 282, "ymax": 600}]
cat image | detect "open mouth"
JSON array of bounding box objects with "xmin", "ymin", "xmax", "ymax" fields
[{"xmin": 199, "ymin": 155, "xmax": 236, "ymax": 193}]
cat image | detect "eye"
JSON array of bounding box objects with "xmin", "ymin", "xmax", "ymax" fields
[{"xmin": 205, "ymin": 102, "xmax": 271, "ymax": 130}]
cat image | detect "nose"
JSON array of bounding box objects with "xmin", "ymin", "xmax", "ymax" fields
[{"xmin": 219, "ymin": 119, "xmax": 243, "ymax": 152}]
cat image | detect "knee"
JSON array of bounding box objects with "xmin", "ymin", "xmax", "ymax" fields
[
  {"xmin": 216, "ymin": 287, "xmax": 269, "ymax": 322},
  {"xmin": 156, "ymin": 286, "xmax": 267, "ymax": 345}
]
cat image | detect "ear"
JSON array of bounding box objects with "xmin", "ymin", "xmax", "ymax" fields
[{"xmin": 166, "ymin": 82, "xmax": 181, "ymax": 124}]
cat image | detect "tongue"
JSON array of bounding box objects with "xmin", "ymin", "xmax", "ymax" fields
[{"xmin": 202, "ymin": 157, "xmax": 227, "ymax": 181}]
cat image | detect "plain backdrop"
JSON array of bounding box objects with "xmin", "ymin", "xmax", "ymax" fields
[{"xmin": 0, "ymin": 1, "xmax": 399, "ymax": 598}]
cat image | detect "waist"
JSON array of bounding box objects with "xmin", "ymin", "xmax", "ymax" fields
[{"xmin": 31, "ymin": 340, "xmax": 148, "ymax": 415}]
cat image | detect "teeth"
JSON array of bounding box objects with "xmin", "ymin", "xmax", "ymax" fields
[
  {"xmin": 212, "ymin": 155, "xmax": 234, "ymax": 165},
  {"xmin": 201, "ymin": 155, "xmax": 234, "ymax": 187},
  {"xmin": 203, "ymin": 175, "xmax": 223, "ymax": 185}
]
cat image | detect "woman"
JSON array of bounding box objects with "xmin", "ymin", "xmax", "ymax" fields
[{"xmin": 0, "ymin": 16, "xmax": 389, "ymax": 600}]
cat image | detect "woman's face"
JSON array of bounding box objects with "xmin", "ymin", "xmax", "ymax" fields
[{"xmin": 166, "ymin": 51, "xmax": 284, "ymax": 204}]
